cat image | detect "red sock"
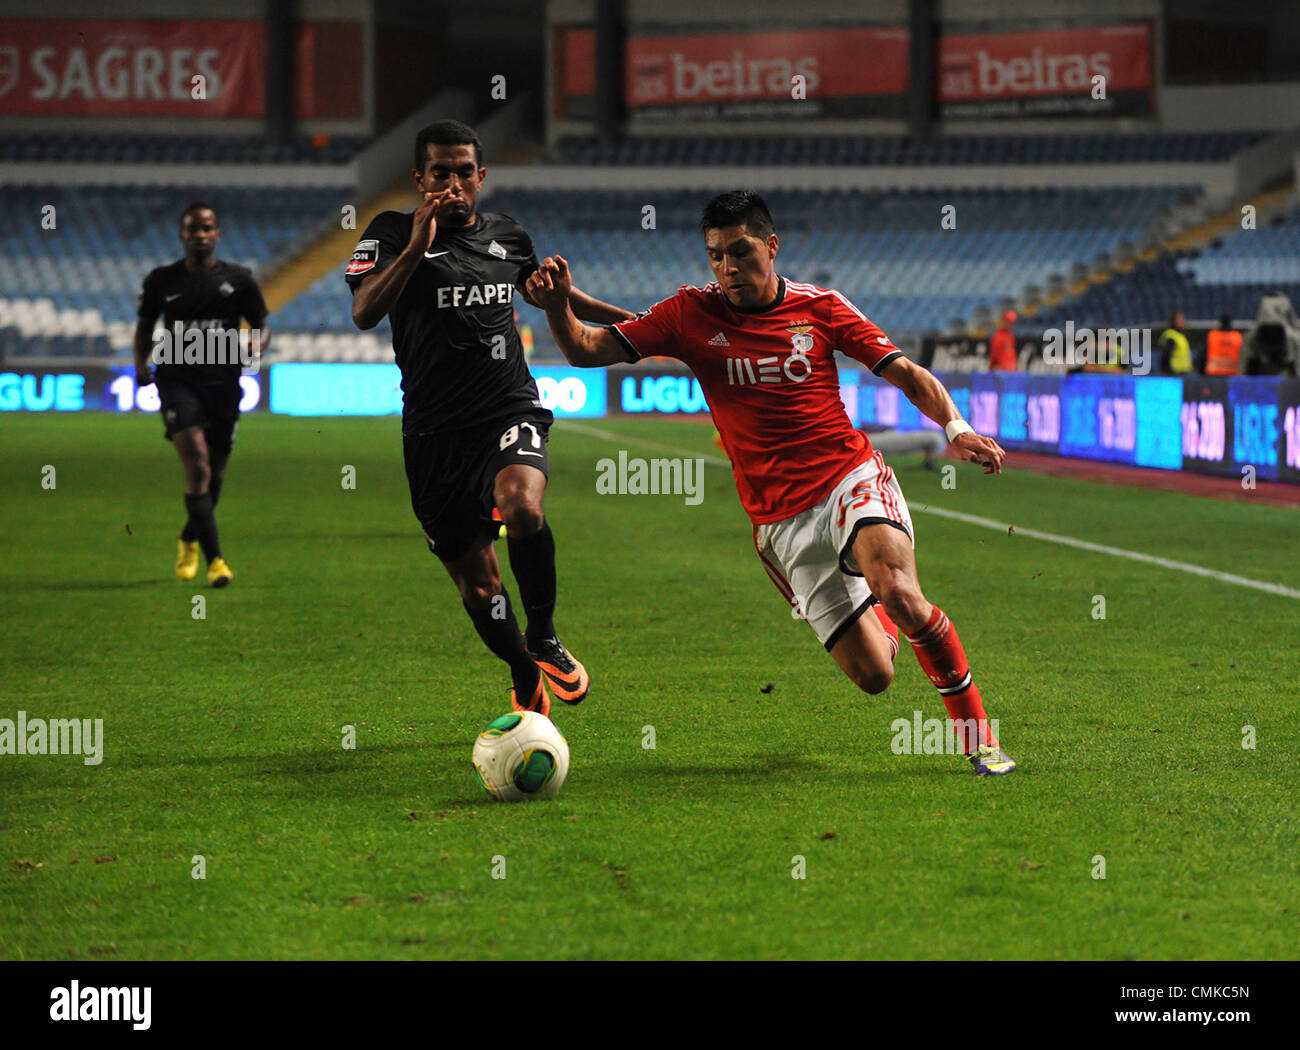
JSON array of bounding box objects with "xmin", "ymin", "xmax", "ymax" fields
[
  {"xmin": 871, "ymin": 602, "xmax": 899, "ymax": 662},
  {"xmin": 905, "ymin": 605, "xmax": 997, "ymax": 753}
]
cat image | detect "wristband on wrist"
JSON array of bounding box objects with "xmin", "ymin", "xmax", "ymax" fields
[{"xmin": 944, "ymin": 419, "xmax": 974, "ymax": 443}]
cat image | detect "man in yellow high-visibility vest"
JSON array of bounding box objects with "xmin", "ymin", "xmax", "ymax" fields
[{"xmin": 1158, "ymin": 312, "xmax": 1192, "ymax": 374}]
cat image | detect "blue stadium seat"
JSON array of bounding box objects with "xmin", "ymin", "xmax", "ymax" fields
[
  {"xmin": 10, "ymin": 176, "xmax": 1282, "ymax": 352},
  {"xmin": 1037, "ymin": 204, "xmax": 1300, "ymax": 329},
  {"xmin": 0, "ymin": 133, "xmax": 369, "ymax": 166},
  {"xmin": 0, "ymin": 185, "xmax": 353, "ymax": 335},
  {"xmin": 542, "ymin": 132, "xmax": 1269, "ymax": 167}
]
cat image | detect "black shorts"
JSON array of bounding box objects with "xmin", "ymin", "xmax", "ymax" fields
[
  {"xmin": 156, "ymin": 373, "xmax": 241, "ymax": 458},
  {"xmin": 403, "ymin": 413, "xmax": 553, "ymax": 563}
]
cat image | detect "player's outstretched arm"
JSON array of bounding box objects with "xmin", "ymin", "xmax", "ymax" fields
[
  {"xmin": 518, "ymin": 263, "xmax": 632, "ymax": 323},
  {"xmin": 526, "ymin": 256, "xmax": 633, "ymax": 368},
  {"xmin": 880, "ymin": 356, "xmax": 1006, "ymax": 474},
  {"xmin": 567, "ymin": 286, "xmax": 635, "ymax": 324}
]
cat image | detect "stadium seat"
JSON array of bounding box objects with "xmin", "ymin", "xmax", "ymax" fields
[
  {"xmin": 0, "ymin": 133, "xmax": 369, "ymax": 166},
  {"xmin": 542, "ymin": 132, "xmax": 1270, "ymax": 168},
  {"xmin": 1038, "ymin": 203, "xmax": 1300, "ymax": 330}
]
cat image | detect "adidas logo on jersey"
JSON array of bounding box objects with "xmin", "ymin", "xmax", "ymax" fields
[{"xmin": 708, "ymin": 332, "xmax": 730, "ymax": 346}]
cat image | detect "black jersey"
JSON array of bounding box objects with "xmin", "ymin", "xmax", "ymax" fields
[
  {"xmin": 137, "ymin": 259, "xmax": 268, "ymax": 385},
  {"xmin": 344, "ymin": 209, "xmax": 545, "ymax": 435}
]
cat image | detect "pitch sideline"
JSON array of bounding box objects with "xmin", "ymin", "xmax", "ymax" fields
[{"xmin": 561, "ymin": 420, "xmax": 1300, "ymax": 602}]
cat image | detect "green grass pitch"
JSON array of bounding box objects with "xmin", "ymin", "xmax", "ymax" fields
[{"xmin": 1, "ymin": 412, "xmax": 1298, "ymax": 960}]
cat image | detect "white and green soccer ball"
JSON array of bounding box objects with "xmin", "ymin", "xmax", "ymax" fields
[{"xmin": 472, "ymin": 711, "xmax": 569, "ymax": 802}]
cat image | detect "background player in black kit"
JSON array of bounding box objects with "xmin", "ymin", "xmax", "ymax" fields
[
  {"xmin": 134, "ymin": 202, "xmax": 270, "ymax": 588},
  {"xmin": 348, "ymin": 120, "xmax": 630, "ymax": 715}
]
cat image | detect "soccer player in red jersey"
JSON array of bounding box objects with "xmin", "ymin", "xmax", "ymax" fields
[{"xmin": 527, "ymin": 190, "xmax": 1014, "ymax": 774}]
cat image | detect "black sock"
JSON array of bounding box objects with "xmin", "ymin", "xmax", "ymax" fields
[
  {"xmin": 182, "ymin": 475, "xmax": 222, "ymax": 542},
  {"xmin": 184, "ymin": 492, "xmax": 222, "ymax": 564},
  {"xmin": 507, "ymin": 520, "xmax": 557, "ymax": 646},
  {"xmin": 463, "ymin": 591, "xmax": 539, "ymax": 695}
]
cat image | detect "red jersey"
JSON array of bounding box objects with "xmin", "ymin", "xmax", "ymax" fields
[
  {"xmin": 988, "ymin": 329, "xmax": 1017, "ymax": 370},
  {"xmin": 611, "ymin": 277, "xmax": 905, "ymax": 524}
]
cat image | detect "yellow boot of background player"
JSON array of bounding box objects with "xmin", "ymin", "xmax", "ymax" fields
[
  {"xmin": 175, "ymin": 539, "xmax": 200, "ymax": 581},
  {"xmin": 207, "ymin": 557, "xmax": 234, "ymax": 588}
]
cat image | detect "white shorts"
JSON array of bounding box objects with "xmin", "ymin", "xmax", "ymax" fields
[{"xmin": 752, "ymin": 451, "xmax": 914, "ymax": 650}]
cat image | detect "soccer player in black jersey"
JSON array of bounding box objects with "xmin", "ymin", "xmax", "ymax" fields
[
  {"xmin": 347, "ymin": 120, "xmax": 630, "ymax": 715},
  {"xmin": 134, "ymin": 202, "xmax": 270, "ymax": 588}
]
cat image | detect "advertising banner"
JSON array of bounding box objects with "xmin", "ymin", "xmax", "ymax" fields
[
  {"xmin": 938, "ymin": 22, "xmax": 1153, "ymax": 119},
  {"xmin": 555, "ymin": 23, "xmax": 909, "ymax": 122},
  {"xmin": 0, "ymin": 18, "xmax": 361, "ymax": 118},
  {"xmin": 13, "ymin": 362, "xmax": 1296, "ymax": 486},
  {"xmin": 268, "ymin": 364, "xmax": 604, "ymax": 420},
  {"xmin": 1180, "ymin": 376, "xmax": 1288, "ymax": 482},
  {"xmin": 1279, "ymin": 380, "xmax": 1300, "ymax": 485},
  {"xmin": 0, "ymin": 365, "xmax": 262, "ymax": 413},
  {"xmin": 988, "ymin": 372, "xmax": 1063, "ymax": 455},
  {"xmin": 554, "ymin": 21, "xmax": 1152, "ymax": 123},
  {"xmin": 616, "ymin": 370, "xmax": 710, "ymax": 415}
]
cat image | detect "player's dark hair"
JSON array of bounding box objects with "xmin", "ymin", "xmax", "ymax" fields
[
  {"xmin": 414, "ymin": 120, "xmax": 482, "ymax": 171},
  {"xmin": 1220, "ymin": 312, "xmax": 1232, "ymax": 328},
  {"xmin": 180, "ymin": 201, "xmax": 216, "ymax": 225},
  {"xmin": 699, "ymin": 190, "xmax": 775, "ymax": 240}
]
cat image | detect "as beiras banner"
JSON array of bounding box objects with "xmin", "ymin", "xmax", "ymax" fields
[
  {"xmin": 555, "ymin": 23, "xmax": 910, "ymax": 122},
  {"xmin": 938, "ymin": 22, "xmax": 1153, "ymax": 118},
  {"xmin": 553, "ymin": 20, "xmax": 1153, "ymax": 122}
]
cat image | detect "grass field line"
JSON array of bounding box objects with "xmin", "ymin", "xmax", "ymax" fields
[
  {"xmin": 562, "ymin": 420, "xmax": 1300, "ymax": 601},
  {"xmin": 562, "ymin": 421, "xmax": 734, "ymax": 469},
  {"xmin": 914, "ymin": 505, "xmax": 1300, "ymax": 600}
]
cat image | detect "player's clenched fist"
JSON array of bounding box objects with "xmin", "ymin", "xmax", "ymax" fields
[
  {"xmin": 544, "ymin": 255, "xmax": 572, "ymax": 296},
  {"xmin": 953, "ymin": 431, "xmax": 1006, "ymax": 474},
  {"xmin": 527, "ymin": 255, "xmax": 574, "ymax": 310},
  {"xmin": 408, "ymin": 190, "xmax": 452, "ymax": 254},
  {"xmin": 524, "ymin": 269, "xmax": 551, "ymax": 307}
]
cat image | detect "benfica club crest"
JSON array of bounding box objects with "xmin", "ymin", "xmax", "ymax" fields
[
  {"xmin": 787, "ymin": 325, "xmax": 815, "ymax": 355},
  {"xmin": 783, "ymin": 325, "xmax": 814, "ymax": 382}
]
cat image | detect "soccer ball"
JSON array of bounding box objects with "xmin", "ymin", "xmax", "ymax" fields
[{"xmin": 472, "ymin": 711, "xmax": 569, "ymax": 802}]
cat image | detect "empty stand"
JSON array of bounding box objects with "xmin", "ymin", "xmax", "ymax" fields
[{"xmin": 544, "ymin": 133, "xmax": 1269, "ymax": 167}]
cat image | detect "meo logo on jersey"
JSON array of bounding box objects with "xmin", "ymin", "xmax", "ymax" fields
[
  {"xmin": 346, "ymin": 240, "xmax": 379, "ymax": 275},
  {"xmin": 726, "ymin": 325, "xmax": 815, "ymax": 386}
]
